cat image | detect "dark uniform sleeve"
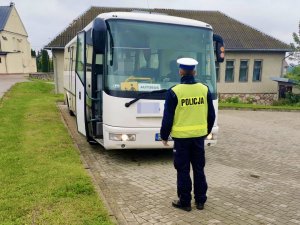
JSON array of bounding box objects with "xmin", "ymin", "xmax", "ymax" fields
[
  {"xmin": 207, "ymin": 88, "xmax": 216, "ymax": 135},
  {"xmin": 160, "ymin": 89, "xmax": 178, "ymax": 141}
]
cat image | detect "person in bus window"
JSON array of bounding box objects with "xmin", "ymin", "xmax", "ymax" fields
[
  {"xmin": 164, "ymin": 60, "xmax": 180, "ymax": 82},
  {"xmin": 160, "ymin": 58, "xmax": 215, "ymax": 211},
  {"xmin": 134, "ymin": 49, "xmax": 158, "ymax": 81}
]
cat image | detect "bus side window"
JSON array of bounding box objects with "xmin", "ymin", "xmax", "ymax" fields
[
  {"xmin": 95, "ymin": 54, "xmax": 103, "ymax": 75},
  {"xmin": 72, "ymin": 47, "xmax": 76, "ymax": 72}
]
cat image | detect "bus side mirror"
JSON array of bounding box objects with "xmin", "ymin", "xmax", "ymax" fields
[
  {"xmin": 92, "ymin": 18, "xmax": 107, "ymax": 54},
  {"xmin": 213, "ymin": 34, "xmax": 225, "ymax": 63}
]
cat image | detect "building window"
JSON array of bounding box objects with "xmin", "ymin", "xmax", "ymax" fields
[
  {"xmin": 215, "ymin": 62, "xmax": 220, "ymax": 82},
  {"xmin": 225, "ymin": 60, "xmax": 234, "ymax": 82},
  {"xmin": 253, "ymin": 60, "xmax": 263, "ymax": 81},
  {"xmin": 239, "ymin": 60, "xmax": 249, "ymax": 82}
]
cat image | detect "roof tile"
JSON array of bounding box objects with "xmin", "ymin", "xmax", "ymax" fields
[
  {"xmin": 45, "ymin": 7, "xmax": 290, "ymax": 51},
  {"xmin": 0, "ymin": 6, "xmax": 12, "ymax": 31}
]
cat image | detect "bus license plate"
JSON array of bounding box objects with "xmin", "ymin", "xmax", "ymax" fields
[{"xmin": 155, "ymin": 133, "xmax": 172, "ymax": 141}]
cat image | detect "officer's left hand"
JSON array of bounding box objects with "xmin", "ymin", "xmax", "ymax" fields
[{"xmin": 162, "ymin": 140, "xmax": 169, "ymax": 146}]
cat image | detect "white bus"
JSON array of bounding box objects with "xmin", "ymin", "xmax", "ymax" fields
[{"xmin": 64, "ymin": 11, "xmax": 225, "ymax": 150}]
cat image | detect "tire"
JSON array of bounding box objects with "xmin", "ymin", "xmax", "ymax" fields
[{"xmin": 66, "ymin": 96, "xmax": 75, "ymax": 116}]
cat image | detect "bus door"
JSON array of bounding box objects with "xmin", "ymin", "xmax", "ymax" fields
[
  {"xmin": 87, "ymin": 18, "xmax": 107, "ymax": 140},
  {"xmin": 75, "ymin": 31, "xmax": 88, "ymax": 137},
  {"xmin": 93, "ymin": 52, "xmax": 105, "ymax": 139},
  {"xmin": 85, "ymin": 29, "xmax": 103, "ymax": 140}
]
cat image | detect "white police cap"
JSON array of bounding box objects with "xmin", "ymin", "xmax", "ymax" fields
[{"xmin": 176, "ymin": 58, "xmax": 198, "ymax": 70}]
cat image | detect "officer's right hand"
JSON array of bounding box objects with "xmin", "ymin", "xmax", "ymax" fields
[{"xmin": 162, "ymin": 140, "xmax": 169, "ymax": 146}]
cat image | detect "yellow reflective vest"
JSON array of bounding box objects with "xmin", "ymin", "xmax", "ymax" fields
[{"xmin": 171, "ymin": 83, "xmax": 208, "ymax": 138}]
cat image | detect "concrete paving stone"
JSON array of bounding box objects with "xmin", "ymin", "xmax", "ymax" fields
[
  {"xmin": 123, "ymin": 213, "xmax": 135, "ymax": 219},
  {"xmin": 151, "ymin": 213, "xmax": 162, "ymax": 219},
  {"xmin": 246, "ymin": 219, "xmax": 263, "ymax": 225},
  {"xmin": 165, "ymin": 222, "xmax": 175, "ymax": 225},
  {"xmin": 141, "ymin": 215, "xmax": 153, "ymax": 221},
  {"xmin": 181, "ymin": 216, "xmax": 197, "ymax": 223},
  {"xmin": 148, "ymin": 219, "xmax": 161, "ymax": 224},
  {"xmin": 190, "ymin": 221, "xmax": 202, "ymax": 225},
  {"xmin": 207, "ymin": 219, "xmax": 221, "ymax": 224},
  {"xmin": 290, "ymin": 219, "xmax": 300, "ymax": 224},
  {"xmin": 159, "ymin": 217, "xmax": 173, "ymax": 223},
  {"xmin": 137, "ymin": 211, "xmax": 150, "ymax": 217},
  {"xmin": 125, "ymin": 218, "xmax": 137, "ymax": 223},
  {"xmin": 135, "ymin": 216, "xmax": 147, "ymax": 223}
]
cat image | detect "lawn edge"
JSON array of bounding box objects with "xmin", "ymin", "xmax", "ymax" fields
[{"xmin": 57, "ymin": 102, "xmax": 123, "ymax": 225}]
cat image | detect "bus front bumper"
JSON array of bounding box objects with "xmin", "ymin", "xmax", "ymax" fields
[{"xmin": 100, "ymin": 124, "xmax": 218, "ymax": 150}]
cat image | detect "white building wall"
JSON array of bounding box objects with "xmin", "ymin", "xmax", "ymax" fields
[
  {"xmin": 6, "ymin": 52, "xmax": 23, "ymax": 73},
  {"xmin": 53, "ymin": 50, "xmax": 64, "ymax": 93},
  {"xmin": 0, "ymin": 56, "xmax": 7, "ymax": 73}
]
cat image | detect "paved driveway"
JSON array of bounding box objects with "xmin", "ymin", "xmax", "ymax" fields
[
  {"xmin": 60, "ymin": 106, "xmax": 300, "ymax": 225},
  {"xmin": 0, "ymin": 74, "xmax": 28, "ymax": 98}
]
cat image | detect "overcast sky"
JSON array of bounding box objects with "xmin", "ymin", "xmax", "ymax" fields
[{"xmin": 1, "ymin": 0, "xmax": 299, "ymax": 51}]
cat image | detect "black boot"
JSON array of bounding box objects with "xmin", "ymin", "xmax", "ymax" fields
[
  {"xmin": 195, "ymin": 202, "xmax": 204, "ymax": 210},
  {"xmin": 172, "ymin": 200, "xmax": 192, "ymax": 212}
]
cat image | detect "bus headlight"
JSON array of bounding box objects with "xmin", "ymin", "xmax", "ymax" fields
[
  {"xmin": 109, "ymin": 133, "xmax": 136, "ymax": 141},
  {"xmin": 206, "ymin": 133, "xmax": 213, "ymax": 140}
]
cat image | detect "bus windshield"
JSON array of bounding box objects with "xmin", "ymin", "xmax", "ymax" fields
[{"xmin": 105, "ymin": 19, "xmax": 217, "ymax": 99}]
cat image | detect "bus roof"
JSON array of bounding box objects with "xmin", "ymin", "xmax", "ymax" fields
[
  {"xmin": 65, "ymin": 11, "xmax": 212, "ymax": 48},
  {"xmin": 98, "ymin": 11, "xmax": 212, "ymax": 29}
]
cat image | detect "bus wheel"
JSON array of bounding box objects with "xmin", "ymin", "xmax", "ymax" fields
[
  {"xmin": 66, "ymin": 97, "xmax": 75, "ymax": 116},
  {"xmin": 69, "ymin": 109, "xmax": 75, "ymax": 117}
]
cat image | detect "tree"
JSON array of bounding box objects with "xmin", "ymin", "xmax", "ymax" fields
[
  {"xmin": 36, "ymin": 50, "xmax": 50, "ymax": 72},
  {"xmin": 41, "ymin": 50, "xmax": 50, "ymax": 72},
  {"xmin": 286, "ymin": 21, "xmax": 300, "ymax": 88},
  {"xmin": 289, "ymin": 21, "xmax": 300, "ymax": 65},
  {"xmin": 48, "ymin": 58, "xmax": 54, "ymax": 72},
  {"xmin": 286, "ymin": 66, "xmax": 300, "ymax": 87},
  {"xmin": 36, "ymin": 50, "xmax": 42, "ymax": 72}
]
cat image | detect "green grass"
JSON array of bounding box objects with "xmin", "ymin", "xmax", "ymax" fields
[
  {"xmin": 0, "ymin": 81, "xmax": 114, "ymax": 225},
  {"xmin": 219, "ymin": 102, "xmax": 300, "ymax": 111}
]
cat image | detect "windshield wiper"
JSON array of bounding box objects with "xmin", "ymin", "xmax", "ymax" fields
[{"xmin": 125, "ymin": 89, "xmax": 168, "ymax": 108}]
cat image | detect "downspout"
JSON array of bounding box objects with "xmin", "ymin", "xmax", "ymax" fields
[
  {"xmin": 5, "ymin": 55, "xmax": 8, "ymax": 73},
  {"xmin": 52, "ymin": 50, "xmax": 58, "ymax": 94}
]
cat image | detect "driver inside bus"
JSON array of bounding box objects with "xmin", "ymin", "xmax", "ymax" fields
[
  {"xmin": 163, "ymin": 60, "xmax": 180, "ymax": 82},
  {"xmin": 134, "ymin": 49, "xmax": 158, "ymax": 81}
]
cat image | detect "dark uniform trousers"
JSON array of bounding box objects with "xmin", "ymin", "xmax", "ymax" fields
[{"xmin": 173, "ymin": 137, "xmax": 207, "ymax": 206}]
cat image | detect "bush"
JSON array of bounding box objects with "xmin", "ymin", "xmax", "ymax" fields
[
  {"xmin": 224, "ymin": 96, "xmax": 240, "ymax": 103},
  {"xmin": 246, "ymin": 96, "xmax": 255, "ymax": 104},
  {"xmin": 285, "ymin": 92, "xmax": 300, "ymax": 104},
  {"xmin": 272, "ymin": 99, "xmax": 290, "ymax": 106},
  {"xmin": 272, "ymin": 93, "xmax": 300, "ymax": 106}
]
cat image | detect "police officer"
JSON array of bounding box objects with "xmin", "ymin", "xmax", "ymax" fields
[{"xmin": 160, "ymin": 58, "xmax": 215, "ymax": 212}]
